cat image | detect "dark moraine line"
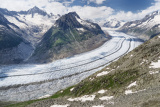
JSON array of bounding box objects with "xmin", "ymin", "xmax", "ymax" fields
[{"xmin": 0, "ymin": 38, "xmax": 125, "ymax": 79}]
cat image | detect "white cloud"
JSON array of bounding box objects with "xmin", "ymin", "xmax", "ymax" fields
[
  {"xmin": 68, "ymin": 6, "xmax": 114, "ymax": 20},
  {"xmin": 0, "ymin": 0, "xmax": 160, "ymax": 22},
  {"xmin": 0, "ymin": 0, "xmax": 113, "ymax": 20},
  {"xmin": 89, "ymin": 0, "xmax": 106, "ymax": 5},
  {"xmin": 0, "ymin": 0, "xmax": 67, "ymax": 15}
]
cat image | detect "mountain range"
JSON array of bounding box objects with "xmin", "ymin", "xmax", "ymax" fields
[
  {"xmin": 0, "ymin": 7, "xmax": 109, "ymax": 64},
  {"xmin": 29, "ymin": 12, "xmax": 109, "ymax": 63},
  {"xmin": 1, "ymin": 5, "xmax": 160, "ymax": 107},
  {"xmin": 8, "ymin": 21, "xmax": 160, "ymax": 107},
  {"xmin": 120, "ymin": 10, "xmax": 160, "ymax": 40},
  {"xmin": 103, "ymin": 18, "xmax": 125, "ymax": 28}
]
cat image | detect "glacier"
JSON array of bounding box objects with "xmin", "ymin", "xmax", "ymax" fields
[{"xmin": 0, "ymin": 30, "xmax": 143, "ymax": 101}]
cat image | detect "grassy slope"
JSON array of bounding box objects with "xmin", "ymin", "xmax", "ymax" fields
[
  {"xmin": 6, "ymin": 34, "xmax": 160, "ymax": 107},
  {"xmin": 33, "ymin": 27, "xmax": 94, "ymax": 56},
  {"xmin": 51, "ymin": 35, "xmax": 160, "ymax": 98}
]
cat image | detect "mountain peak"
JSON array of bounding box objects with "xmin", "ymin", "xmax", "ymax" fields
[
  {"xmin": 67, "ymin": 12, "xmax": 80, "ymax": 18},
  {"xmin": 55, "ymin": 12, "xmax": 82, "ymax": 30},
  {"xmin": 32, "ymin": 6, "xmax": 39, "ymax": 10},
  {"xmin": 27, "ymin": 6, "xmax": 47, "ymax": 16}
]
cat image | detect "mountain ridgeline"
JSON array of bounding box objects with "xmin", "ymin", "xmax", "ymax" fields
[
  {"xmin": 29, "ymin": 12, "xmax": 109, "ymax": 63},
  {"xmin": 0, "ymin": 7, "xmax": 109, "ymax": 64},
  {"xmin": 120, "ymin": 10, "xmax": 160, "ymax": 40}
]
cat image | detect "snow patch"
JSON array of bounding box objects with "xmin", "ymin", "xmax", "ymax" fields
[
  {"xmin": 38, "ymin": 94, "xmax": 51, "ymax": 99},
  {"xmin": 76, "ymin": 28, "xmax": 85, "ymax": 32},
  {"xmin": 89, "ymin": 77, "xmax": 94, "ymax": 81},
  {"xmin": 158, "ymin": 36, "xmax": 160, "ymax": 38},
  {"xmin": 68, "ymin": 95, "xmax": 95, "ymax": 102},
  {"xmin": 50, "ymin": 104, "xmax": 69, "ymax": 107},
  {"xmin": 127, "ymin": 81, "xmax": 137, "ymax": 88},
  {"xmin": 92, "ymin": 105, "xmax": 104, "ymax": 107},
  {"xmin": 99, "ymin": 96, "xmax": 113, "ymax": 101},
  {"xmin": 150, "ymin": 60, "xmax": 160, "ymax": 68},
  {"xmin": 98, "ymin": 90, "xmax": 107, "ymax": 94},
  {"xmin": 125, "ymin": 89, "xmax": 146, "ymax": 95},
  {"xmin": 129, "ymin": 23, "xmax": 136, "ymax": 27},
  {"xmin": 149, "ymin": 71, "xmax": 159, "ymax": 74},
  {"xmin": 76, "ymin": 16, "xmax": 96, "ymax": 29},
  {"xmin": 106, "ymin": 68, "xmax": 110, "ymax": 70},
  {"xmin": 97, "ymin": 71, "xmax": 109, "ymax": 77},
  {"xmin": 125, "ymin": 90, "xmax": 134, "ymax": 95},
  {"xmin": 70, "ymin": 88, "xmax": 74, "ymax": 92}
]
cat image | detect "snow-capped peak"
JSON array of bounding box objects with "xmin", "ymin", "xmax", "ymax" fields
[
  {"xmin": 103, "ymin": 18, "xmax": 124, "ymax": 28},
  {"xmin": 18, "ymin": 6, "xmax": 48, "ymax": 17},
  {"xmin": 27, "ymin": 6, "xmax": 47, "ymax": 16}
]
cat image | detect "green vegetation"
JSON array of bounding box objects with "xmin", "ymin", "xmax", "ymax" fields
[
  {"xmin": 33, "ymin": 26, "xmax": 95, "ymax": 57},
  {"xmin": 6, "ymin": 68, "xmax": 140, "ymax": 107},
  {"xmin": 51, "ymin": 86, "xmax": 75, "ymax": 98},
  {"xmin": 51, "ymin": 68, "xmax": 139, "ymax": 97}
]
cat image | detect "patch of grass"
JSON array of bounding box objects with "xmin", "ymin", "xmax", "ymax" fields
[
  {"xmin": 51, "ymin": 86, "xmax": 75, "ymax": 98},
  {"xmin": 54, "ymin": 38, "xmax": 64, "ymax": 46},
  {"xmin": 71, "ymin": 68, "xmax": 139, "ymax": 96},
  {"xmin": 49, "ymin": 68, "xmax": 139, "ymax": 98}
]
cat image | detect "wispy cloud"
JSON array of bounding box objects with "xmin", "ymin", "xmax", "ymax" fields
[
  {"xmin": 88, "ymin": 0, "xmax": 106, "ymax": 5},
  {"xmin": 68, "ymin": 6, "xmax": 114, "ymax": 20}
]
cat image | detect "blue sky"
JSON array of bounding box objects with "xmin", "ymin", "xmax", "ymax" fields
[
  {"xmin": 0, "ymin": 0, "xmax": 160, "ymax": 22},
  {"xmin": 105, "ymin": 0, "xmax": 154, "ymax": 12},
  {"xmin": 70, "ymin": 0, "xmax": 155, "ymax": 12}
]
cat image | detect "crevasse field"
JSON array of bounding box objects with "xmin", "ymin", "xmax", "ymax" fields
[{"xmin": 0, "ymin": 30, "xmax": 143, "ymax": 101}]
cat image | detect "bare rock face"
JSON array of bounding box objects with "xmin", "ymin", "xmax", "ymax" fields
[{"xmin": 28, "ymin": 12, "xmax": 109, "ymax": 63}]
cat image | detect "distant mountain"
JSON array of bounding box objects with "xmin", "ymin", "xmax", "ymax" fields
[
  {"xmin": 0, "ymin": 8, "xmax": 18, "ymax": 16},
  {"xmin": 0, "ymin": 7, "xmax": 59, "ymax": 64},
  {"xmin": 103, "ymin": 19, "xmax": 124, "ymax": 28},
  {"xmin": 29, "ymin": 12, "xmax": 109, "ymax": 63},
  {"xmin": 0, "ymin": 7, "xmax": 60, "ymax": 46},
  {"xmin": 120, "ymin": 10, "xmax": 160, "ymax": 40},
  {"xmin": 0, "ymin": 13, "xmax": 33, "ymax": 64},
  {"xmin": 18, "ymin": 6, "xmax": 48, "ymax": 17}
]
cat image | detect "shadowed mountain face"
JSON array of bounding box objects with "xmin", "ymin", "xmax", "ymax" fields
[
  {"xmin": 0, "ymin": 13, "xmax": 33, "ymax": 64},
  {"xmin": 29, "ymin": 12, "xmax": 109, "ymax": 63}
]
